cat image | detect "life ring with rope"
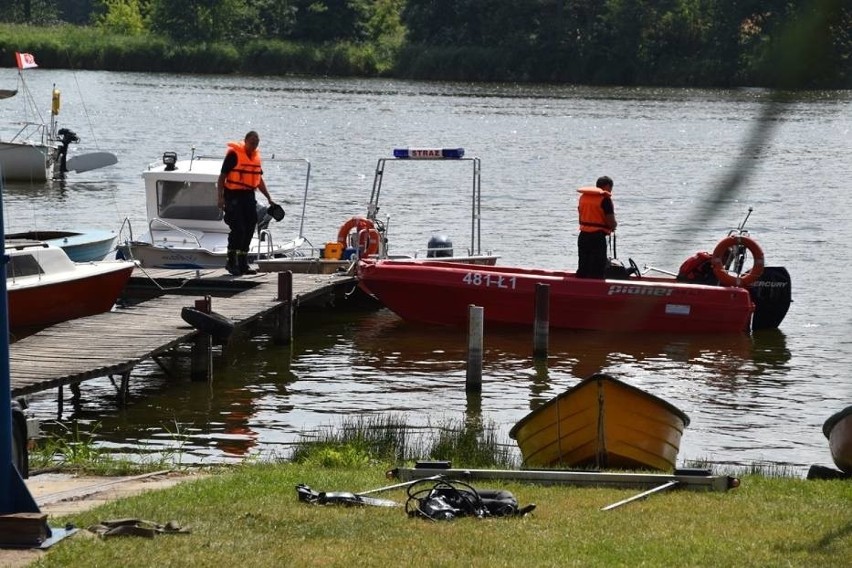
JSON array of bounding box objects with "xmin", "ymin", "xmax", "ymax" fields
[
  {"xmin": 711, "ymin": 235, "xmax": 765, "ymax": 287},
  {"xmin": 337, "ymin": 216, "xmax": 380, "ymax": 257}
]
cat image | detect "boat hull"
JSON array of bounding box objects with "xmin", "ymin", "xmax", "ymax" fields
[
  {"xmin": 0, "ymin": 141, "xmax": 53, "ymax": 181},
  {"xmin": 119, "ymin": 237, "xmax": 305, "ymax": 269},
  {"xmin": 6, "ymin": 229, "xmax": 116, "ymax": 262},
  {"xmin": 357, "ymin": 260, "xmax": 754, "ymax": 333},
  {"xmin": 8, "ymin": 262, "xmax": 135, "ymax": 332},
  {"xmin": 823, "ymin": 406, "xmax": 852, "ymax": 474},
  {"xmin": 509, "ymin": 374, "xmax": 690, "ymax": 471}
]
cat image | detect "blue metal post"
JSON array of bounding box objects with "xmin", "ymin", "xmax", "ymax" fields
[{"xmin": 0, "ymin": 176, "xmax": 40, "ymax": 513}]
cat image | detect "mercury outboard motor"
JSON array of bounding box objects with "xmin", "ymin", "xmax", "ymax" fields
[
  {"xmin": 748, "ymin": 267, "xmax": 792, "ymax": 330},
  {"xmin": 427, "ymin": 235, "xmax": 453, "ymax": 258}
]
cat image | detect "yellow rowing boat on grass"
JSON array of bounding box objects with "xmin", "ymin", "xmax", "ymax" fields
[{"xmin": 509, "ymin": 374, "xmax": 690, "ymax": 472}]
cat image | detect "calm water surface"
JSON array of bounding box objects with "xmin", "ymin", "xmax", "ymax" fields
[{"xmin": 2, "ymin": 70, "xmax": 851, "ymax": 474}]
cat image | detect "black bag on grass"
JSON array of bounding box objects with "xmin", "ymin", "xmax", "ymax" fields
[{"xmin": 405, "ymin": 479, "xmax": 534, "ymax": 520}]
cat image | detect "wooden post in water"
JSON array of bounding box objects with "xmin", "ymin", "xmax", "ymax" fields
[
  {"xmin": 190, "ymin": 296, "xmax": 212, "ymax": 382},
  {"xmin": 533, "ymin": 283, "xmax": 550, "ymax": 359},
  {"xmin": 274, "ymin": 271, "xmax": 294, "ymax": 345},
  {"xmin": 466, "ymin": 305, "xmax": 484, "ymax": 392}
]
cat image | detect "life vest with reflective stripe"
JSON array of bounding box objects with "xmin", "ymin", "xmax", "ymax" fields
[
  {"xmin": 224, "ymin": 141, "xmax": 262, "ymax": 191},
  {"xmin": 577, "ymin": 186, "xmax": 613, "ymax": 234}
]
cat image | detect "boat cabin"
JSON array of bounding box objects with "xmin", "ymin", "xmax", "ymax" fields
[
  {"xmin": 142, "ymin": 153, "xmax": 227, "ymax": 234},
  {"xmin": 4, "ymin": 240, "xmax": 73, "ymax": 283}
]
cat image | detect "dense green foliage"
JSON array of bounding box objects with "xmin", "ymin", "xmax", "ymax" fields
[{"xmin": 0, "ymin": 0, "xmax": 848, "ymax": 87}]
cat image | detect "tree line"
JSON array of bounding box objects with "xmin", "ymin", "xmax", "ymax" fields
[{"xmin": 0, "ymin": 0, "xmax": 848, "ymax": 88}]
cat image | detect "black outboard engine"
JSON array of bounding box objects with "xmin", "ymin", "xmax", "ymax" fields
[
  {"xmin": 748, "ymin": 267, "xmax": 792, "ymax": 330},
  {"xmin": 427, "ymin": 235, "xmax": 453, "ymax": 258},
  {"xmin": 56, "ymin": 127, "xmax": 79, "ymax": 173}
]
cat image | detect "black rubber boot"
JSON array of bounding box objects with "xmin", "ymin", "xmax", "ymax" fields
[
  {"xmin": 238, "ymin": 251, "xmax": 257, "ymax": 275},
  {"xmin": 225, "ymin": 250, "xmax": 241, "ymax": 276}
]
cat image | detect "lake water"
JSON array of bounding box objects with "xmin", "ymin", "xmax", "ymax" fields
[{"xmin": 2, "ymin": 70, "xmax": 851, "ymax": 475}]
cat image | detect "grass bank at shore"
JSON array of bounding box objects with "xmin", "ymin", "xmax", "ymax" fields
[{"xmin": 33, "ymin": 463, "xmax": 851, "ymax": 567}]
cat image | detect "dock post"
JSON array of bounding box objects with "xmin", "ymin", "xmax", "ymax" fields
[
  {"xmin": 533, "ymin": 283, "xmax": 550, "ymax": 359},
  {"xmin": 190, "ymin": 296, "xmax": 212, "ymax": 382},
  {"xmin": 466, "ymin": 305, "xmax": 484, "ymax": 393},
  {"xmin": 274, "ymin": 271, "xmax": 293, "ymax": 345}
]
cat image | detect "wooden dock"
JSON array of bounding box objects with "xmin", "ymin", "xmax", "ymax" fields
[{"xmin": 9, "ymin": 267, "xmax": 358, "ymax": 399}]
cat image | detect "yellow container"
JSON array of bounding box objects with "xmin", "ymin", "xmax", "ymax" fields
[{"xmin": 324, "ymin": 241, "xmax": 344, "ymax": 260}]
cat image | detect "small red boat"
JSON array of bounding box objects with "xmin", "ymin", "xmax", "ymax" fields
[
  {"xmin": 6, "ymin": 240, "xmax": 135, "ymax": 335},
  {"xmin": 357, "ymin": 232, "xmax": 792, "ymax": 334}
]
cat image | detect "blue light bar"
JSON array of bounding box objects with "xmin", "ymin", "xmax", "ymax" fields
[{"xmin": 393, "ymin": 148, "xmax": 465, "ymax": 159}]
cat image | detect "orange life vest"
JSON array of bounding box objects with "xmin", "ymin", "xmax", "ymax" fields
[
  {"xmin": 577, "ymin": 186, "xmax": 613, "ymax": 234},
  {"xmin": 223, "ymin": 141, "xmax": 263, "ymax": 191}
]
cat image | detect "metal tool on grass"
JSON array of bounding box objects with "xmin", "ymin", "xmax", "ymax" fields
[{"xmin": 296, "ymin": 474, "xmax": 445, "ymax": 508}]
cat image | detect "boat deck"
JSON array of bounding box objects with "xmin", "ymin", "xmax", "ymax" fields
[{"xmin": 9, "ymin": 267, "xmax": 357, "ymax": 398}]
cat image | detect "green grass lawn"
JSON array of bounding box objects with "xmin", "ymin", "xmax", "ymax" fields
[{"xmin": 36, "ymin": 463, "xmax": 851, "ymax": 568}]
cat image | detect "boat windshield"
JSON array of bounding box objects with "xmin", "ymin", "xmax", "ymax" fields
[
  {"xmin": 157, "ymin": 180, "xmax": 223, "ymax": 221},
  {"xmin": 7, "ymin": 255, "xmax": 44, "ymax": 279}
]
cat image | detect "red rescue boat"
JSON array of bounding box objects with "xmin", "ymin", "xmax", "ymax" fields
[
  {"xmin": 358, "ymin": 259, "xmax": 760, "ymax": 333},
  {"xmin": 357, "ymin": 216, "xmax": 792, "ymax": 334}
]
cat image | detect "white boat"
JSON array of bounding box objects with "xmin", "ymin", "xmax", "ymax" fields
[
  {"xmin": 0, "ymin": 53, "xmax": 117, "ymax": 182},
  {"xmin": 256, "ymin": 147, "xmax": 499, "ymax": 274},
  {"xmin": 5, "ymin": 239, "xmax": 135, "ymax": 336},
  {"xmin": 117, "ymin": 150, "xmax": 311, "ymax": 269},
  {"xmin": 5, "ymin": 228, "xmax": 116, "ymax": 262}
]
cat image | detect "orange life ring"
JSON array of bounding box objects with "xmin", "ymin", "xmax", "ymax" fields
[
  {"xmin": 337, "ymin": 216, "xmax": 380, "ymax": 256},
  {"xmin": 711, "ymin": 235, "xmax": 765, "ymax": 287}
]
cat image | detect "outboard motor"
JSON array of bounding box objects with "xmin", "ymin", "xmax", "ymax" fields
[
  {"xmin": 427, "ymin": 235, "xmax": 453, "ymax": 258},
  {"xmin": 56, "ymin": 127, "xmax": 80, "ymax": 173},
  {"xmin": 748, "ymin": 267, "xmax": 792, "ymax": 330}
]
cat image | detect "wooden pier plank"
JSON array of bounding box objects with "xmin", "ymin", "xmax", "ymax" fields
[{"xmin": 10, "ymin": 272, "xmax": 355, "ymax": 397}]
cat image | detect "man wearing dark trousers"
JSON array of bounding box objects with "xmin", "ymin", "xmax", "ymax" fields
[
  {"xmin": 576, "ymin": 175, "xmax": 617, "ymax": 278},
  {"xmin": 217, "ymin": 130, "xmax": 277, "ymax": 275}
]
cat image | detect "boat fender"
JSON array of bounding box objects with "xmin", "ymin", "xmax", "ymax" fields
[
  {"xmin": 337, "ymin": 216, "xmax": 379, "ymax": 256},
  {"xmin": 711, "ymin": 236, "xmax": 765, "ymax": 287},
  {"xmin": 180, "ymin": 306, "xmax": 234, "ymax": 340},
  {"xmin": 52, "ymin": 88, "xmax": 61, "ymax": 115}
]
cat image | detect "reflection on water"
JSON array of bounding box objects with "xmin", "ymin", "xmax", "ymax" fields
[{"xmin": 31, "ymin": 307, "xmax": 804, "ymax": 471}]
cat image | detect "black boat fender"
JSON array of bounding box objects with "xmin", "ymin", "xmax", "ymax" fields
[{"xmin": 180, "ymin": 306, "xmax": 234, "ymax": 340}]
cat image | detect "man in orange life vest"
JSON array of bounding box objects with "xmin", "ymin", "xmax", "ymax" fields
[
  {"xmin": 217, "ymin": 131, "xmax": 277, "ymax": 276},
  {"xmin": 576, "ymin": 175, "xmax": 617, "ymax": 278}
]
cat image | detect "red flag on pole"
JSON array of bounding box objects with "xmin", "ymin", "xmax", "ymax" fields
[{"xmin": 15, "ymin": 52, "xmax": 38, "ymax": 70}]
